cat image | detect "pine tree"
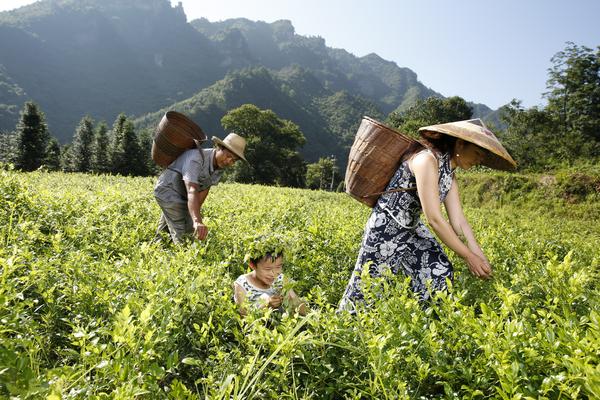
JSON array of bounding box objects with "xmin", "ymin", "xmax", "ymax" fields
[
  {"xmin": 93, "ymin": 121, "xmax": 110, "ymax": 173},
  {"xmin": 15, "ymin": 102, "xmax": 50, "ymax": 171},
  {"xmin": 110, "ymin": 114, "xmax": 145, "ymax": 176},
  {"xmin": 137, "ymin": 128, "xmax": 155, "ymax": 176},
  {"xmin": 69, "ymin": 115, "xmax": 95, "ymax": 172},
  {"xmin": 45, "ymin": 137, "xmax": 62, "ymax": 171},
  {"xmin": 109, "ymin": 113, "xmax": 128, "ymax": 175},
  {"xmin": 121, "ymin": 120, "xmax": 144, "ymax": 176}
]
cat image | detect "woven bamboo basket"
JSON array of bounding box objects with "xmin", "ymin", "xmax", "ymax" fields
[
  {"xmin": 345, "ymin": 116, "xmax": 416, "ymax": 207},
  {"xmin": 151, "ymin": 111, "xmax": 206, "ymax": 168}
]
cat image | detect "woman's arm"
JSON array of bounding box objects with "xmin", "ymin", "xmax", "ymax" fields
[
  {"xmin": 410, "ymin": 152, "xmax": 491, "ymax": 279},
  {"xmin": 444, "ymin": 177, "xmax": 490, "ymax": 264}
]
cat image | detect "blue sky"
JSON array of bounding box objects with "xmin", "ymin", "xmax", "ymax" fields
[{"xmin": 2, "ymin": 0, "xmax": 599, "ymax": 110}]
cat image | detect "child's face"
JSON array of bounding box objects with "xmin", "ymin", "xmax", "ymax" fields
[{"xmin": 253, "ymin": 255, "xmax": 283, "ymax": 287}]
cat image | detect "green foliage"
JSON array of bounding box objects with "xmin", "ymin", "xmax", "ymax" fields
[
  {"xmin": 221, "ymin": 104, "xmax": 306, "ymax": 187},
  {"xmin": 242, "ymin": 233, "xmax": 288, "ymax": 264},
  {"xmin": 14, "ymin": 101, "xmax": 50, "ymax": 171},
  {"xmin": 388, "ymin": 96, "xmax": 473, "ymax": 137},
  {"xmin": 0, "ymin": 168, "xmax": 599, "ymax": 398}
]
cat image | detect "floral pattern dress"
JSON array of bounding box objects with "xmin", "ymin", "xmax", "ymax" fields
[{"xmin": 339, "ymin": 150, "xmax": 455, "ymax": 312}]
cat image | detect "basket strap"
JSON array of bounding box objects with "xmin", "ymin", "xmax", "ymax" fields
[{"xmin": 362, "ymin": 186, "xmax": 416, "ymax": 198}]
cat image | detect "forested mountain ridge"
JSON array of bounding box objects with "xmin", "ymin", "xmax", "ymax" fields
[
  {"xmin": 0, "ymin": 0, "xmax": 497, "ymax": 157},
  {"xmin": 134, "ymin": 66, "xmax": 382, "ymax": 164}
]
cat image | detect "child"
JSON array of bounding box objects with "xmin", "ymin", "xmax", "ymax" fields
[{"xmin": 233, "ymin": 252, "xmax": 307, "ymax": 316}]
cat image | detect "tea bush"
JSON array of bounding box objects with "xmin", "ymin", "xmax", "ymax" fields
[{"xmin": 0, "ymin": 168, "xmax": 598, "ymax": 399}]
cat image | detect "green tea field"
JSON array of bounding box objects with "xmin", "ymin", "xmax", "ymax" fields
[{"xmin": 1, "ymin": 167, "xmax": 599, "ymax": 399}]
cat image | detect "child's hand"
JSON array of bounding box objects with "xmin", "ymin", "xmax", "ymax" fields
[{"xmin": 267, "ymin": 294, "xmax": 283, "ymax": 309}]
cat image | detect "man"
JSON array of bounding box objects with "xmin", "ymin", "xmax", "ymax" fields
[{"xmin": 154, "ymin": 132, "xmax": 247, "ymax": 244}]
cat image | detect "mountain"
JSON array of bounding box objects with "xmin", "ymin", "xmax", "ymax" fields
[
  {"xmin": 0, "ymin": 0, "xmax": 500, "ymax": 161},
  {"xmin": 0, "ymin": 0, "xmax": 222, "ymax": 137},
  {"xmin": 134, "ymin": 66, "xmax": 382, "ymax": 165},
  {"xmin": 190, "ymin": 18, "xmax": 442, "ymax": 115}
]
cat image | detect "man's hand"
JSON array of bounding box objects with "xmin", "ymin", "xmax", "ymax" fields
[{"xmin": 193, "ymin": 221, "xmax": 208, "ymax": 240}]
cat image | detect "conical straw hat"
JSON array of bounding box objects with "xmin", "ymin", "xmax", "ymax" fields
[{"xmin": 418, "ymin": 119, "xmax": 517, "ymax": 171}]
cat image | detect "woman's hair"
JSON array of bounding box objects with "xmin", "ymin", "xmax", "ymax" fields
[{"xmin": 402, "ymin": 130, "xmax": 457, "ymax": 161}]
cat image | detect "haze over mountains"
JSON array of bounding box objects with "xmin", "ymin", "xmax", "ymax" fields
[{"xmin": 0, "ymin": 0, "xmax": 497, "ymax": 162}]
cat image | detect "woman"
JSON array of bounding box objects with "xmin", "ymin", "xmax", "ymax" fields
[{"xmin": 339, "ymin": 119, "xmax": 516, "ymax": 312}]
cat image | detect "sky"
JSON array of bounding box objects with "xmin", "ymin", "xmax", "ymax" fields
[{"xmin": 1, "ymin": 0, "xmax": 599, "ymax": 109}]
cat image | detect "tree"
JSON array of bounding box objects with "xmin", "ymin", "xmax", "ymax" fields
[
  {"xmin": 15, "ymin": 102, "xmax": 50, "ymax": 171},
  {"xmin": 221, "ymin": 104, "xmax": 306, "ymax": 186},
  {"xmin": 138, "ymin": 128, "xmax": 157, "ymax": 176},
  {"xmin": 545, "ymin": 42, "xmax": 600, "ymax": 142},
  {"xmin": 68, "ymin": 115, "xmax": 96, "ymax": 172},
  {"xmin": 499, "ymin": 100, "xmax": 598, "ymax": 170},
  {"xmin": 306, "ymin": 156, "xmax": 341, "ymax": 190},
  {"xmin": 388, "ymin": 96, "xmax": 473, "ymax": 136},
  {"xmin": 44, "ymin": 137, "xmax": 62, "ymax": 171},
  {"xmin": 498, "ymin": 42, "xmax": 600, "ymax": 170},
  {"xmin": 109, "ymin": 113, "xmax": 146, "ymax": 176},
  {"xmin": 121, "ymin": 121, "xmax": 146, "ymax": 176},
  {"xmin": 109, "ymin": 113, "xmax": 128, "ymax": 174},
  {"xmin": 92, "ymin": 121, "xmax": 110, "ymax": 173}
]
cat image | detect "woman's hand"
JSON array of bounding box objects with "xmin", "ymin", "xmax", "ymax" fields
[{"xmin": 465, "ymin": 252, "xmax": 492, "ymax": 279}]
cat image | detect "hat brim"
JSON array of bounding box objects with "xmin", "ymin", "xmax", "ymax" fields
[
  {"xmin": 212, "ymin": 136, "xmax": 247, "ymax": 162},
  {"xmin": 418, "ymin": 120, "xmax": 517, "ymax": 171}
]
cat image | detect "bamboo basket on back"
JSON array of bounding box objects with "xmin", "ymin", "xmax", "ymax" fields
[
  {"xmin": 345, "ymin": 116, "xmax": 416, "ymax": 207},
  {"xmin": 151, "ymin": 111, "xmax": 206, "ymax": 168}
]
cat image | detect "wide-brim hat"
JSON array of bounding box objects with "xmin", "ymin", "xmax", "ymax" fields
[
  {"xmin": 211, "ymin": 132, "xmax": 247, "ymax": 162},
  {"xmin": 418, "ymin": 119, "xmax": 517, "ymax": 171}
]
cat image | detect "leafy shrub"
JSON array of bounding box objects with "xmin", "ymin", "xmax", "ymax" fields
[{"xmin": 0, "ymin": 169, "xmax": 598, "ymax": 398}]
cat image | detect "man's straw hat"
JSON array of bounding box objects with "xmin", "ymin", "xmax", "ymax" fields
[
  {"xmin": 212, "ymin": 133, "xmax": 247, "ymax": 162},
  {"xmin": 418, "ymin": 119, "xmax": 517, "ymax": 170}
]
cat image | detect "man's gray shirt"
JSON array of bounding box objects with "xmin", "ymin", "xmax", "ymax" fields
[{"xmin": 154, "ymin": 148, "xmax": 224, "ymax": 204}]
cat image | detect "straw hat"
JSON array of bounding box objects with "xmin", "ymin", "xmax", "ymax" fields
[
  {"xmin": 418, "ymin": 119, "xmax": 517, "ymax": 171},
  {"xmin": 212, "ymin": 133, "xmax": 247, "ymax": 162}
]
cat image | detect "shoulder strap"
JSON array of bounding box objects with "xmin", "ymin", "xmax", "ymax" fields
[{"xmin": 362, "ymin": 186, "xmax": 416, "ymax": 199}]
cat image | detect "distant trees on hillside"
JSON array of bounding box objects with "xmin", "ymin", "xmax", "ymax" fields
[
  {"xmin": 4, "ymin": 41, "xmax": 599, "ymax": 180},
  {"xmin": 499, "ymin": 42, "xmax": 600, "ymax": 169},
  {"xmin": 3, "ymin": 102, "xmax": 155, "ymax": 176}
]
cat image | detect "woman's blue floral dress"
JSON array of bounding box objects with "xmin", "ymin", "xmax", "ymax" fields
[{"xmin": 339, "ymin": 150, "xmax": 455, "ymax": 312}]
